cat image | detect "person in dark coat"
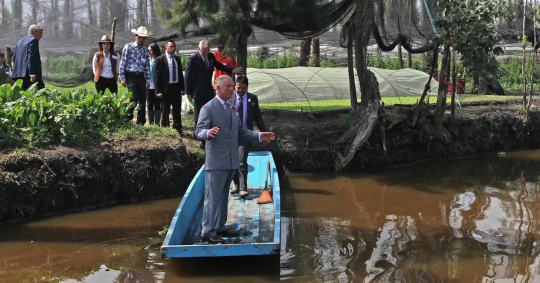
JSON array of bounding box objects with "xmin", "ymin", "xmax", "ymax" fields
[
  {"xmin": 228, "ymin": 75, "xmax": 268, "ymax": 198},
  {"xmin": 153, "ymin": 40, "xmax": 185, "ymax": 135},
  {"xmin": 12, "ymin": 24, "xmax": 44, "ymax": 90},
  {"xmin": 184, "ymin": 39, "xmax": 244, "ymax": 148}
]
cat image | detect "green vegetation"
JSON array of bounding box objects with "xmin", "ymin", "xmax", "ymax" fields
[
  {"xmin": 0, "ymin": 59, "xmax": 522, "ymax": 148},
  {"xmin": 0, "ymin": 80, "xmax": 130, "ymax": 147},
  {"xmin": 260, "ymin": 95, "xmax": 520, "ymax": 112},
  {"xmin": 158, "ymin": 225, "xmax": 169, "ymax": 237}
]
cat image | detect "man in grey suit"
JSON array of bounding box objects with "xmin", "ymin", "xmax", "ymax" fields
[
  {"xmin": 12, "ymin": 24, "xmax": 44, "ymax": 90},
  {"xmin": 195, "ymin": 75, "xmax": 275, "ymax": 244}
]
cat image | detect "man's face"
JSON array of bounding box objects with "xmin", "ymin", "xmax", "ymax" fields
[
  {"xmin": 33, "ymin": 30, "xmax": 43, "ymax": 40},
  {"xmin": 199, "ymin": 43, "xmax": 210, "ymax": 56},
  {"xmin": 217, "ymin": 77, "xmax": 235, "ymax": 101},
  {"xmin": 165, "ymin": 42, "xmax": 176, "ymax": 55},
  {"xmin": 135, "ymin": 35, "xmax": 146, "ymax": 46},
  {"xmin": 0, "ymin": 56, "xmax": 4, "ymax": 65},
  {"xmin": 235, "ymin": 82, "xmax": 248, "ymax": 96}
]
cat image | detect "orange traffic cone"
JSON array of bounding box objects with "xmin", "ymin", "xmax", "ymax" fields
[
  {"xmin": 257, "ymin": 161, "xmax": 273, "ymax": 204},
  {"xmin": 257, "ymin": 188, "xmax": 272, "ymax": 204}
]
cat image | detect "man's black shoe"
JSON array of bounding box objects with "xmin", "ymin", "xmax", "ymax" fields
[
  {"xmin": 217, "ymin": 229, "xmax": 239, "ymax": 237},
  {"xmin": 200, "ymin": 235, "xmax": 225, "ymax": 244}
]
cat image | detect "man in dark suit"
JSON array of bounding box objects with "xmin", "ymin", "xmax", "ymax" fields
[
  {"xmin": 185, "ymin": 39, "xmax": 244, "ymax": 148},
  {"xmin": 12, "ymin": 24, "xmax": 44, "ymax": 90},
  {"xmin": 228, "ymin": 75, "xmax": 267, "ymax": 198},
  {"xmin": 153, "ymin": 40, "xmax": 185, "ymax": 135},
  {"xmin": 194, "ymin": 75, "xmax": 275, "ymax": 244}
]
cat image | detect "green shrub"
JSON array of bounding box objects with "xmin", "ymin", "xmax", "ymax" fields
[{"xmin": 0, "ymin": 80, "xmax": 130, "ymax": 146}]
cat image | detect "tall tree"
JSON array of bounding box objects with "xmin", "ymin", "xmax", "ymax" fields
[
  {"xmin": 0, "ymin": 0, "xmax": 8, "ymax": 31},
  {"xmin": 30, "ymin": 0, "xmax": 39, "ymax": 23},
  {"xmin": 51, "ymin": 0, "xmax": 59, "ymax": 37},
  {"xmin": 87, "ymin": 0, "xmax": 95, "ymax": 27},
  {"xmin": 158, "ymin": 0, "xmax": 339, "ymax": 72},
  {"xmin": 149, "ymin": 0, "xmax": 157, "ymax": 31},
  {"xmin": 312, "ymin": 37, "xmax": 320, "ymax": 67},
  {"xmin": 111, "ymin": 0, "xmax": 127, "ymax": 33},
  {"xmin": 62, "ymin": 0, "xmax": 74, "ymax": 39},
  {"xmin": 99, "ymin": 0, "xmax": 109, "ymax": 29},
  {"xmin": 432, "ymin": 0, "xmax": 509, "ymax": 133},
  {"xmin": 12, "ymin": 0, "xmax": 22, "ymax": 29},
  {"xmin": 298, "ymin": 39, "xmax": 311, "ymax": 66}
]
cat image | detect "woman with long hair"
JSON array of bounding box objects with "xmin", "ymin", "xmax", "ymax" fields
[
  {"xmin": 92, "ymin": 35, "xmax": 118, "ymax": 94},
  {"xmin": 147, "ymin": 42, "xmax": 162, "ymax": 125}
]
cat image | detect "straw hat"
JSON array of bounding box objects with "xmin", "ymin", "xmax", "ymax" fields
[
  {"xmin": 131, "ymin": 26, "xmax": 152, "ymax": 37},
  {"xmin": 98, "ymin": 35, "xmax": 114, "ymax": 43}
]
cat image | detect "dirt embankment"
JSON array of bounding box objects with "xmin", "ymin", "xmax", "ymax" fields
[{"xmin": 1, "ymin": 99, "xmax": 539, "ymax": 224}]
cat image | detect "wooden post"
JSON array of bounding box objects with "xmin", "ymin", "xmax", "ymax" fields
[
  {"xmin": 111, "ymin": 18, "xmax": 117, "ymax": 41},
  {"xmin": 5, "ymin": 45, "xmax": 13, "ymax": 67}
]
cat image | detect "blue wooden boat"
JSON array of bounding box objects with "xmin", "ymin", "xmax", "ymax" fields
[{"xmin": 161, "ymin": 151, "xmax": 281, "ymax": 258}]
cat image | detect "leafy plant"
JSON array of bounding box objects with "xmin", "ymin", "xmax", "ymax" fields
[
  {"xmin": 158, "ymin": 225, "xmax": 169, "ymax": 237},
  {"xmin": 0, "ymin": 80, "xmax": 130, "ymax": 147}
]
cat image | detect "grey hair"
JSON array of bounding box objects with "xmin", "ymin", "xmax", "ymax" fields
[
  {"xmin": 28, "ymin": 24, "xmax": 43, "ymax": 35},
  {"xmin": 199, "ymin": 39, "xmax": 209, "ymax": 49},
  {"xmin": 216, "ymin": 75, "xmax": 232, "ymax": 88}
]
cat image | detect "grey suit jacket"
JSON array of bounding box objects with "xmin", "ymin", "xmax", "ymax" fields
[{"xmin": 195, "ymin": 97, "xmax": 260, "ymax": 170}]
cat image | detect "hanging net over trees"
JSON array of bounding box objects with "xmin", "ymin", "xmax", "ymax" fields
[{"xmin": 0, "ymin": 0, "xmax": 532, "ymax": 88}]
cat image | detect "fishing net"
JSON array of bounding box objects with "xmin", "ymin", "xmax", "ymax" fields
[{"xmin": 0, "ymin": 0, "xmax": 531, "ymax": 90}]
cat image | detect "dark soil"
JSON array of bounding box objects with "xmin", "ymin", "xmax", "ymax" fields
[{"xmin": 1, "ymin": 99, "xmax": 539, "ymax": 224}]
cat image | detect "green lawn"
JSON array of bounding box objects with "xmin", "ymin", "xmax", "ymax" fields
[
  {"xmin": 261, "ymin": 94, "xmax": 522, "ymax": 112},
  {"xmin": 46, "ymin": 81, "xmax": 522, "ymax": 112}
]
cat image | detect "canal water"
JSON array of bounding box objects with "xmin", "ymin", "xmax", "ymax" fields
[{"xmin": 2, "ymin": 150, "xmax": 540, "ymax": 282}]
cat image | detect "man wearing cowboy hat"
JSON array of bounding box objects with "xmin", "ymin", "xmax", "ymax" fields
[
  {"xmin": 119, "ymin": 26, "xmax": 152, "ymax": 125},
  {"xmin": 92, "ymin": 35, "xmax": 118, "ymax": 95}
]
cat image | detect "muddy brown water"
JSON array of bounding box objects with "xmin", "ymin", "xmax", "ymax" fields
[{"xmin": 2, "ymin": 150, "xmax": 540, "ymax": 282}]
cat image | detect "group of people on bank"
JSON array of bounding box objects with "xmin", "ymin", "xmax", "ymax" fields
[{"xmin": 7, "ymin": 24, "xmax": 276, "ymax": 245}]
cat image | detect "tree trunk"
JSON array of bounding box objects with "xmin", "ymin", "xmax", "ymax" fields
[
  {"xmin": 471, "ymin": 75, "xmax": 479, "ymax": 94},
  {"xmin": 237, "ymin": 23, "xmax": 248, "ymax": 73},
  {"xmin": 87, "ymin": 0, "xmax": 95, "ymax": 29},
  {"xmin": 433, "ymin": 45, "xmax": 450, "ymax": 132},
  {"xmin": 63, "ymin": 0, "xmax": 73, "ymax": 39},
  {"xmin": 346, "ymin": 21, "xmax": 357, "ymax": 110},
  {"xmin": 478, "ymin": 77, "xmax": 491, "ymax": 94},
  {"xmin": 99, "ymin": 0, "xmax": 109, "ymax": 29},
  {"xmin": 312, "ymin": 37, "xmax": 320, "ymax": 67},
  {"xmin": 335, "ymin": 0, "xmax": 380, "ymax": 170},
  {"xmin": 450, "ymin": 52, "xmax": 456, "ymax": 126},
  {"xmin": 299, "ymin": 39, "xmax": 312, "ymax": 66},
  {"xmin": 12, "ymin": 0, "xmax": 22, "ymax": 29},
  {"xmin": 31, "ymin": 0, "xmax": 38, "ymax": 24},
  {"xmin": 397, "ymin": 43, "xmax": 403, "ymax": 69}
]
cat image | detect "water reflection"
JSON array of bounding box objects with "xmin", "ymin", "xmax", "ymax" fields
[
  {"xmin": 3, "ymin": 151, "xmax": 540, "ymax": 282},
  {"xmin": 280, "ymin": 150, "xmax": 540, "ymax": 282}
]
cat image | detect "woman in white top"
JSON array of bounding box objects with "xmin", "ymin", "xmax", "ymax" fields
[
  {"xmin": 147, "ymin": 42, "xmax": 162, "ymax": 125},
  {"xmin": 92, "ymin": 35, "xmax": 118, "ymax": 94}
]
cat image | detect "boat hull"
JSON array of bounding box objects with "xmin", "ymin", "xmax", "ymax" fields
[{"xmin": 161, "ymin": 151, "xmax": 280, "ymax": 258}]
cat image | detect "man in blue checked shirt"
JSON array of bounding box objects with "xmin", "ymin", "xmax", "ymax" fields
[{"xmin": 119, "ymin": 26, "xmax": 152, "ymax": 125}]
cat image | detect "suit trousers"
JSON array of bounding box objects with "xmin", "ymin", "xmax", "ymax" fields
[
  {"xmin": 233, "ymin": 142, "xmax": 251, "ymax": 192},
  {"xmin": 125, "ymin": 72, "xmax": 147, "ymax": 125},
  {"xmin": 161, "ymin": 83, "xmax": 182, "ymax": 131},
  {"xmin": 201, "ymin": 169, "xmax": 235, "ymax": 237},
  {"xmin": 19, "ymin": 76, "xmax": 44, "ymax": 91}
]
